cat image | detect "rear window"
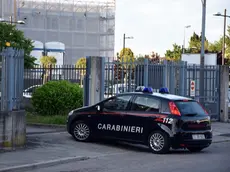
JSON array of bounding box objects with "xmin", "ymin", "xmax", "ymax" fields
[{"xmin": 175, "ymin": 100, "xmax": 207, "ymax": 116}]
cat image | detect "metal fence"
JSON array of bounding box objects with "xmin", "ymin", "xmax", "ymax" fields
[
  {"xmin": 23, "ymin": 58, "xmax": 221, "ymax": 120},
  {"xmin": 103, "ymin": 58, "xmax": 220, "ymax": 120},
  {"xmin": 24, "ymin": 65, "xmax": 86, "ymax": 89}
]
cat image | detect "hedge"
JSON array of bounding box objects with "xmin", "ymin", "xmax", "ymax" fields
[{"xmin": 32, "ymin": 80, "xmax": 83, "ymax": 116}]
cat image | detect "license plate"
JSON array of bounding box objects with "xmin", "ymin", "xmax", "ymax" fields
[{"xmin": 192, "ymin": 134, "xmax": 205, "ymax": 140}]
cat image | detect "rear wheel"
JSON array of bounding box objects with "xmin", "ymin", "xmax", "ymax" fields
[
  {"xmin": 148, "ymin": 130, "xmax": 170, "ymax": 154},
  {"xmin": 187, "ymin": 147, "xmax": 204, "ymax": 152},
  {"xmin": 72, "ymin": 121, "xmax": 91, "ymax": 142}
]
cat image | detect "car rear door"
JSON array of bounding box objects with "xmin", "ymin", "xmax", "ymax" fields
[{"xmin": 121, "ymin": 94, "xmax": 163, "ymax": 142}]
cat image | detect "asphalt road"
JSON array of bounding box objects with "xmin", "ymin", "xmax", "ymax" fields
[{"xmin": 30, "ymin": 141, "xmax": 230, "ymax": 172}]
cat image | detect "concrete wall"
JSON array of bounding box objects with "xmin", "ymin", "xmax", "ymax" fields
[{"xmin": 0, "ymin": 111, "xmax": 26, "ymax": 149}]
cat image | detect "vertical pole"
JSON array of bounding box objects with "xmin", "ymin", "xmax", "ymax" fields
[
  {"xmin": 123, "ymin": 33, "xmax": 125, "ymax": 51},
  {"xmin": 8, "ymin": 48, "xmax": 14, "ymax": 111},
  {"xmin": 162, "ymin": 60, "xmax": 168, "ymax": 88},
  {"xmin": 200, "ymin": 0, "xmax": 206, "ymax": 104},
  {"xmin": 84, "ymin": 56, "xmax": 91, "ymax": 106},
  {"xmin": 14, "ymin": 0, "xmax": 17, "ymax": 22},
  {"xmin": 100, "ymin": 57, "xmax": 105, "ymax": 101},
  {"xmin": 183, "ymin": 27, "xmax": 185, "ymax": 53},
  {"xmin": 222, "ymin": 9, "xmax": 227, "ymax": 65},
  {"xmin": 169, "ymin": 63, "xmax": 175, "ymax": 94},
  {"xmin": 1, "ymin": 0, "xmax": 4, "ymax": 18},
  {"xmin": 143, "ymin": 58, "xmax": 148, "ymax": 87},
  {"xmin": 122, "ymin": 34, "xmax": 125, "ymax": 86},
  {"xmin": 1, "ymin": 50, "xmax": 6, "ymax": 111}
]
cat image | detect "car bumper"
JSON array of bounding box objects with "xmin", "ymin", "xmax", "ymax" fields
[{"xmin": 171, "ymin": 130, "xmax": 212, "ymax": 148}]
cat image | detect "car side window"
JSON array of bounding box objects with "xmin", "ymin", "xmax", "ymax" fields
[
  {"xmin": 161, "ymin": 100, "xmax": 171, "ymax": 114},
  {"xmin": 131, "ymin": 96, "xmax": 160, "ymax": 112},
  {"xmin": 103, "ymin": 95, "xmax": 132, "ymax": 111}
]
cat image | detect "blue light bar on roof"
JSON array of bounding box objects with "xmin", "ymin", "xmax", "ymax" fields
[
  {"xmin": 159, "ymin": 87, "xmax": 169, "ymax": 94},
  {"xmin": 135, "ymin": 86, "xmax": 153, "ymax": 93},
  {"xmin": 143, "ymin": 87, "xmax": 153, "ymax": 93}
]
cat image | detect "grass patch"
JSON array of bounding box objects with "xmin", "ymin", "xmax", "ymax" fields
[{"xmin": 26, "ymin": 113, "xmax": 66, "ymax": 125}]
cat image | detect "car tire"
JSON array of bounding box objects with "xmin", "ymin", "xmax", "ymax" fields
[
  {"xmin": 71, "ymin": 120, "xmax": 91, "ymax": 142},
  {"xmin": 148, "ymin": 130, "xmax": 170, "ymax": 154},
  {"xmin": 187, "ymin": 147, "xmax": 204, "ymax": 152}
]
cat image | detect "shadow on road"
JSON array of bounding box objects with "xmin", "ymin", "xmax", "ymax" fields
[{"xmin": 69, "ymin": 136, "xmax": 207, "ymax": 155}]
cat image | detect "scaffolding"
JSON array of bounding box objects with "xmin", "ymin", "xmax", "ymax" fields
[{"xmin": 2, "ymin": 0, "xmax": 116, "ymax": 64}]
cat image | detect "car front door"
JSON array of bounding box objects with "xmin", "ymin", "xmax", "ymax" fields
[
  {"xmin": 92, "ymin": 94, "xmax": 133, "ymax": 139},
  {"xmin": 122, "ymin": 95, "xmax": 162, "ymax": 142}
]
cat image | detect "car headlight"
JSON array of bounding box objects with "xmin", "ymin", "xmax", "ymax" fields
[{"xmin": 68, "ymin": 110, "xmax": 74, "ymax": 116}]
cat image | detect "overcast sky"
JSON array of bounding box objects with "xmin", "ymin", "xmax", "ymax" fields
[{"xmin": 114, "ymin": 0, "xmax": 230, "ymax": 56}]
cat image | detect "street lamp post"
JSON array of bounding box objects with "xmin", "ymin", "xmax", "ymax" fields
[
  {"xmin": 214, "ymin": 9, "xmax": 230, "ymax": 65},
  {"xmin": 123, "ymin": 33, "xmax": 134, "ymax": 51},
  {"xmin": 200, "ymin": 0, "xmax": 206, "ymax": 105},
  {"xmin": 183, "ymin": 25, "xmax": 191, "ymax": 53}
]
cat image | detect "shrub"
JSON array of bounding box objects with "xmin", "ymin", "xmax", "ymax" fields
[{"xmin": 32, "ymin": 80, "xmax": 83, "ymax": 116}]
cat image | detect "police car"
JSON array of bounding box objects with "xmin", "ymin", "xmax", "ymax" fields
[{"xmin": 67, "ymin": 87, "xmax": 212, "ymax": 154}]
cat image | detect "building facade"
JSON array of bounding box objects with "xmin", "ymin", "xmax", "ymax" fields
[{"xmin": 0, "ymin": 0, "xmax": 116, "ymax": 64}]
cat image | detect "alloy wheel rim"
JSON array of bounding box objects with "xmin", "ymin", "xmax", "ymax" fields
[
  {"xmin": 149, "ymin": 133, "xmax": 165, "ymax": 152},
  {"xmin": 73, "ymin": 123, "xmax": 90, "ymax": 140}
]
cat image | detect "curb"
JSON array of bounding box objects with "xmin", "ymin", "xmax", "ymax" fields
[
  {"xmin": 0, "ymin": 156, "xmax": 90, "ymax": 172},
  {"xmin": 27, "ymin": 123, "xmax": 66, "ymax": 129}
]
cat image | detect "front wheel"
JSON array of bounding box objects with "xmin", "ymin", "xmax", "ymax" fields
[
  {"xmin": 187, "ymin": 147, "xmax": 204, "ymax": 152},
  {"xmin": 148, "ymin": 130, "xmax": 170, "ymax": 154},
  {"xmin": 72, "ymin": 121, "xmax": 91, "ymax": 142}
]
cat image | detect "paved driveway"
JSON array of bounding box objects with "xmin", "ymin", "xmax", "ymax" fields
[{"xmin": 1, "ymin": 124, "xmax": 230, "ymax": 172}]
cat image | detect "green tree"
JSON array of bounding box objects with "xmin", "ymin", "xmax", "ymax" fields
[
  {"xmin": 76, "ymin": 57, "xmax": 86, "ymax": 86},
  {"xmin": 136, "ymin": 54, "xmax": 145, "ymax": 62},
  {"xmin": 40, "ymin": 56, "xmax": 57, "ymax": 84},
  {"xmin": 119, "ymin": 48, "xmax": 135, "ymax": 63},
  {"xmin": 136, "ymin": 51, "xmax": 160, "ymax": 64},
  {"xmin": 0, "ymin": 22, "xmax": 36, "ymax": 68},
  {"xmin": 116, "ymin": 48, "xmax": 135, "ymax": 81},
  {"xmin": 165, "ymin": 44, "xmax": 182, "ymax": 61},
  {"xmin": 208, "ymin": 38, "xmax": 222, "ymax": 52},
  {"xmin": 188, "ymin": 32, "xmax": 209, "ymax": 53},
  {"xmin": 225, "ymin": 26, "xmax": 230, "ymax": 59},
  {"xmin": 40, "ymin": 55, "xmax": 57, "ymax": 66}
]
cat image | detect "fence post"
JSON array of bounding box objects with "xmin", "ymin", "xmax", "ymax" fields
[
  {"xmin": 143, "ymin": 58, "xmax": 148, "ymax": 87},
  {"xmin": 169, "ymin": 62, "xmax": 175, "ymax": 94},
  {"xmin": 84, "ymin": 56, "xmax": 105, "ymax": 106},
  {"xmin": 83, "ymin": 56, "xmax": 91, "ymax": 106},
  {"xmin": 162, "ymin": 60, "xmax": 168, "ymax": 88},
  {"xmin": 219, "ymin": 65, "xmax": 229, "ymax": 122},
  {"xmin": 179, "ymin": 61, "xmax": 187, "ymax": 96},
  {"xmin": 0, "ymin": 48, "xmax": 26, "ymax": 150}
]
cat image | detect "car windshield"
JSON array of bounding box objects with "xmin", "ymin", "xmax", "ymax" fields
[{"xmin": 175, "ymin": 100, "xmax": 207, "ymax": 116}]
